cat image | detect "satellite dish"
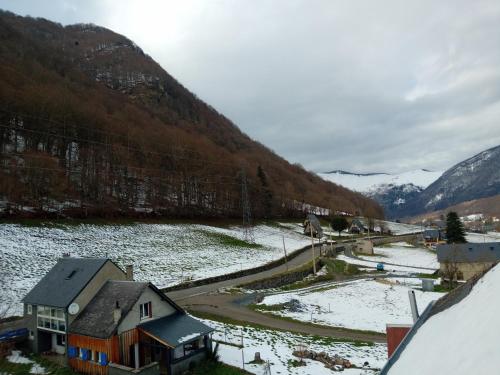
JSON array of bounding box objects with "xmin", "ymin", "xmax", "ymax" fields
[{"xmin": 68, "ymin": 303, "xmax": 80, "ymax": 315}]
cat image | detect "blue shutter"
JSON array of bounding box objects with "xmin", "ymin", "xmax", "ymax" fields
[
  {"xmin": 99, "ymin": 352, "xmax": 108, "ymax": 366},
  {"xmin": 82, "ymin": 349, "xmax": 89, "ymax": 361},
  {"xmin": 68, "ymin": 346, "xmax": 77, "ymax": 358}
]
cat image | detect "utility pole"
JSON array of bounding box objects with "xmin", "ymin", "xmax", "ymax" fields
[
  {"xmin": 310, "ymin": 225, "xmax": 316, "ymax": 275},
  {"xmin": 282, "ymin": 236, "xmax": 288, "ymax": 271}
]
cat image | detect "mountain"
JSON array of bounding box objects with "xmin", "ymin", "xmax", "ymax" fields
[
  {"xmin": 0, "ymin": 11, "xmax": 383, "ymax": 219},
  {"xmin": 319, "ymin": 169, "xmax": 441, "ymax": 194},
  {"xmin": 318, "ymin": 169, "xmax": 442, "ymax": 218},
  {"xmin": 407, "ymin": 145, "xmax": 500, "ymax": 216}
]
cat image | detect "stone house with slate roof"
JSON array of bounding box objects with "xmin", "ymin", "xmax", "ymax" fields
[
  {"xmin": 22, "ymin": 258, "xmax": 127, "ymax": 356},
  {"xmin": 437, "ymin": 242, "xmax": 500, "ymax": 280}
]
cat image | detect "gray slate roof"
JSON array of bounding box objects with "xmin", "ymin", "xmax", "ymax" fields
[
  {"xmin": 22, "ymin": 258, "xmax": 111, "ymax": 308},
  {"xmin": 306, "ymin": 214, "xmax": 323, "ymax": 237},
  {"xmin": 69, "ymin": 281, "xmax": 149, "ymax": 338},
  {"xmin": 139, "ymin": 313, "xmax": 214, "ymax": 347},
  {"xmin": 437, "ymin": 242, "xmax": 500, "ymax": 263}
]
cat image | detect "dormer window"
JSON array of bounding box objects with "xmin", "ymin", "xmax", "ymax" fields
[{"xmin": 140, "ymin": 302, "xmax": 152, "ymax": 320}]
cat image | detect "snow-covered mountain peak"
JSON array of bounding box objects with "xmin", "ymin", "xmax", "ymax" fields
[{"xmin": 319, "ymin": 169, "xmax": 442, "ymax": 193}]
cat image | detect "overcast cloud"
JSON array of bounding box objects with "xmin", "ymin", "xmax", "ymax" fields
[{"xmin": 2, "ymin": 0, "xmax": 500, "ymax": 173}]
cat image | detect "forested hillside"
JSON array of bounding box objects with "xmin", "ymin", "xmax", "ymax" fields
[{"xmin": 0, "ymin": 10, "xmax": 382, "ymax": 219}]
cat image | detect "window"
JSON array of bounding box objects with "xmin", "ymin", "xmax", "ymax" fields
[
  {"xmin": 36, "ymin": 305, "xmax": 66, "ymax": 333},
  {"xmin": 27, "ymin": 304, "xmax": 32, "ymax": 315},
  {"xmin": 139, "ymin": 302, "xmax": 152, "ymax": 320},
  {"xmin": 173, "ymin": 336, "xmax": 206, "ymax": 360},
  {"xmin": 173, "ymin": 346, "xmax": 184, "ymax": 359}
]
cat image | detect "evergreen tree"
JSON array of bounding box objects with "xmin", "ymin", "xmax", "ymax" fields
[
  {"xmin": 331, "ymin": 216, "xmax": 349, "ymax": 237},
  {"xmin": 446, "ymin": 211, "xmax": 467, "ymax": 244}
]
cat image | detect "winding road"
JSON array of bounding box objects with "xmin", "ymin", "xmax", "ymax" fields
[{"xmin": 166, "ymin": 235, "xmax": 433, "ymax": 344}]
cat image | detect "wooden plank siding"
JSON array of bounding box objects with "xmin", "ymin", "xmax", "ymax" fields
[
  {"xmin": 68, "ymin": 334, "xmax": 119, "ymax": 375},
  {"xmin": 118, "ymin": 328, "xmax": 139, "ymax": 367}
]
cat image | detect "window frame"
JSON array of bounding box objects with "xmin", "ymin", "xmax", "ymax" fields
[{"xmin": 139, "ymin": 301, "xmax": 152, "ymax": 320}]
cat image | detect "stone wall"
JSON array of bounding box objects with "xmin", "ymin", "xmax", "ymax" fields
[
  {"xmin": 162, "ymin": 243, "xmax": 322, "ymax": 293},
  {"xmin": 241, "ymin": 259, "xmax": 323, "ymax": 290}
]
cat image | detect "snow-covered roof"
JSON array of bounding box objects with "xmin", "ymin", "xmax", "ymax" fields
[{"xmin": 380, "ymin": 264, "xmax": 498, "ymax": 375}]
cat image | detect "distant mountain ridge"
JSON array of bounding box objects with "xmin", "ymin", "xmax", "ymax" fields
[
  {"xmin": 318, "ymin": 169, "xmax": 442, "ymax": 219},
  {"xmin": 407, "ymin": 145, "xmax": 500, "ymax": 216}
]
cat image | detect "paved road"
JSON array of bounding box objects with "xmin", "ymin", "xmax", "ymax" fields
[
  {"xmin": 167, "ymin": 243, "xmax": 321, "ymax": 301},
  {"xmin": 179, "ymin": 293, "xmax": 387, "ymax": 343}
]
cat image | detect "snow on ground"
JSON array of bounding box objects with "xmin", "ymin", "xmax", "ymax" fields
[
  {"xmin": 358, "ymin": 243, "xmax": 439, "ymax": 269},
  {"xmin": 6, "ymin": 350, "xmax": 33, "ymax": 364},
  {"xmin": 380, "ymin": 221, "xmax": 422, "ymax": 235},
  {"xmin": 0, "ymin": 223, "xmax": 310, "ymax": 316},
  {"xmin": 336, "ymin": 254, "xmax": 436, "ymax": 274},
  {"xmin": 4, "ymin": 351, "xmax": 46, "ymax": 374},
  {"xmin": 258, "ymin": 278, "xmax": 443, "ymax": 333},
  {"xmin": 318, "ymin": 170, "xmax": 442, "ymax": 193},
  {"xmin": 386, "ymin": 264, "xmax": 500, "ymax": 375},
  {"xmin": 466, "ymin": 231, "xmax": 500, "ymax": 243},
  {"xmin": 200, "ymin": 317, "xmax": 387, "ymax": 375}
]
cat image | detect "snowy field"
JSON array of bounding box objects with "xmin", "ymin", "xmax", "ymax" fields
[
  {"xmin": 257, "ymin": 278, "xmax": 443, "ymax": 333},
  {"xmin": 358, "ymin": 242, "xmax": 439, "ymax": 269},
  {"xmin": 466, "ymin": 231, "xmax": 500, "ymax": 243},
  {"xmin": 336, "ymin": 253, "xmax": 436, "ymax": 274},
  {"xmin": 201, "ymin": 317, "xmax": 387, "ymax": 375},
  {"xmin": 0, "ymin": 223, "xmax": 310, "ymax": 316}
]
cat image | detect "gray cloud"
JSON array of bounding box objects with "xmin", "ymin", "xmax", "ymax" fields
[{"xmin": 1, "ymin": 0, "xmax": 500, "ymax": 173}]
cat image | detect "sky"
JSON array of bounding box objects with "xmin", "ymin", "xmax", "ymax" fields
[{"xmin": 1, "ymin": 0, "xmax": 500, "ymax": 174}]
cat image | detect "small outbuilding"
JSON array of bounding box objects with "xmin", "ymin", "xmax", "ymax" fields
[{"xmin": 303, "ymin": 214, "xmax": 323, "ymax": 238}]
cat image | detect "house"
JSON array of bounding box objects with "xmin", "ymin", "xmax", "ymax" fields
[
  {"xmin": 68, "ymin": 280, "xmax": 213, "ymax": 375},
  {"xmin": 380, "ymin": 264, "xmax": 498, "ymax": 375},
  {"xmin": 437, "ymin": 242, "xmax": 500, "ymax": 281},
  {"xmin": 423, "ymin": 228, "xmax": 446, "ymax": 245},
  {"xmin": 22, "ymin": 258, "xmax": 127, "ymax": 356},
  {"xmin": 349, "ymin": 218, "xmax": 367, "ymax": 234},
  {"xmin": 303, "ymin": 214, "xmax": 323, "ymax": 238},
  {"xmin": 351, "ymin": 239, "xmax": 373, "ymax": 255}
]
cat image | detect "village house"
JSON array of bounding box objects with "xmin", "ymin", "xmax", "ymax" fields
[
  {"xmin": 437, "ymin": 242, "xmax": 500, "ymax": 281},
  {"xmin": 380, "ymin": 265, "xmax": 498, "ymax": 374},
  {"xmin": 68, "ymin": 280, "xmax": 213, "ymax": 375},
  {"xmin": 22, "ymin": 258, "xmax": 127, "ymax": 356},
  {"xmin": 349, "ymin": 218, "xmax": 367, "ymax": 234},
  {"xmin": 22, "ymin": 257, "xmax": 214, "ymax": 375},
  {"xmin": 303, "ymin": 214, "xmax": 323, "ymax": 238},
  {"xmin": 423, "ymin": 228, "xmax": 446, "ymax": 246},
  {"xmin": 351, "ymin": 239, "xmax": 374, "ymax": 255}
]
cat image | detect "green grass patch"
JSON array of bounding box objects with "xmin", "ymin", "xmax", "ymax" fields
[
  {"xmin": 322, "ymin": 258, "xmax": 361, "ymax": 276},
  {"xmin": 196, "ymin": 230, "xmax": 264, "ymax": 249},
  {"xmin": 416, "ymin": 272, "xmax": 440, "ymax": 279}
]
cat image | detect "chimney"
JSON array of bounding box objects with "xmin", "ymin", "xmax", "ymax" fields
[
  {"xmin": 113, "ymin": 301, "xmax": 122, "ymax": 324},
  {"xmin": 126, "ymin": 265, "xmax": 134, "ymax": 281},
  {"xmin": 408, "ymin": 290, "xmax": 419, "ymax": 323}
]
